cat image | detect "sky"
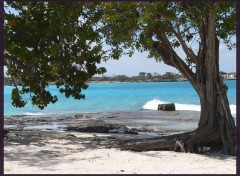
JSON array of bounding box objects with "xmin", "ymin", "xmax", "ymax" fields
[
  {"xmin": 4, "ymin": 41, "xmax": 236, "ymax": 77},
  {"xmin": 97, "ymin": 41, "xmax": 236, "ymax": 76}
]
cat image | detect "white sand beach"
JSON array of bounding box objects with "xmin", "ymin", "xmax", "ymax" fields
[
  {"xmin": 4, "ymin": 132, "xmax": 236, "ymax": 174},
  {"xmin": 4, "ymin": 110, "xmax": 236, "ymax": 174}
]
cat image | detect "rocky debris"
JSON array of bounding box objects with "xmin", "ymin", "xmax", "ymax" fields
[
  {"xmin": 106, "ymin": 116, "xmax": 118, "ymax": 119},
  {"xmin": 124, "ymin": 130, "xmax": 138, "ymax": 135},
  {"xmin": 4, "ymin": 129, "xmax": 9, "ymax": 136},
  {"xmin": 4, "ymin": 114, "xmax": 92, "ymax": 128},
  {"xmin": 66, "ymin": 126, "xmax": 113, "ymax": 133},
  {"xmin": 74, "ymin": 114, "xmax": 89, "ymax": 118},
  {"xmin": 4, "ymin": 129, "xmax": 10, "ymax": 141},
  {"xmin": 65, "ymin": 119, "xmax": 138, "ymax": 134},
  {"xmin": 4, "ymin": 111, "xmax": 198, "ymax": 137},
  {"xmin": 5, "ymin": 115, "xmax": 139, "ymax": 134}
]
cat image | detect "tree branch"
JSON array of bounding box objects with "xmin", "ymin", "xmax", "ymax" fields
[
  {"xmin": 150, "ymin": 41, "xmax": 175, "ymax": 67},
  {"xmin": 156, "ymin": 31, "xmax": 200, "ymax": 93},
  {"xmin": 180, "ymin": 2, "xmax": 206, "ymax": 61},
  {"xmin": 170, "ymin": 24, "xmax": 198, "ymax": 63},
  {"xmin": 4, "ymin": 54, "xmax": 34, "ymax": 75}
]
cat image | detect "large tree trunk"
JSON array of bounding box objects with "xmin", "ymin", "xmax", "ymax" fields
[
  {"xmin": 179, "ymin": 3, "xmax": 236, "ymax": 155},
  {"xmin": 115, "ymin": 2, "xmax": 236, "ymax": 155}
]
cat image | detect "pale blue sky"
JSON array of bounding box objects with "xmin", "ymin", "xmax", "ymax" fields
[
  {"xmin": 98, "ymin": 41, "xmax": 236, "ymax": 76},
  {"xmin": 4, "ymin": 41, "xmax": 236, "ymax": 77}
]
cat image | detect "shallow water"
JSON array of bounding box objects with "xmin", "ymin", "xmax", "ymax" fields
[{"xmin": 4, "ymin": 80, "xmax": 236, "ymax": 116}]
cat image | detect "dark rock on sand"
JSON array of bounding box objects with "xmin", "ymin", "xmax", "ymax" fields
[
  {"xmin": 158, "ymin": 103, "xmax": 175, "ymax": 111},
  {"xmin": 65, "ymin": 126, "xmax": 115, "ymax": 133},
  {"xmin": 4, "ymin": 129, "xmax": 9, "ymax": 136},
  {"xmin": 124, "ymin": 131, "xmax": 138, "ymax": 135},
  {"xmin": 64, "ymin": 119, "xmax": 138, "ymax": 134}
]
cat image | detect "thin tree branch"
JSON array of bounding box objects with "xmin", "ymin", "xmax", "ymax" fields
[
  {"xmin": 170, "ymin": 24, "xmax": 198, "ymax": 63},
  {"xmin": 4, "ymin": 54, "xmax": 34, "ymax": 75},
  {"xmin": 180, "ymin": 2, "xmax": 206, "ymax": 59},
  {"xmin": 156, "ymin": 31, "xmax": 200, "ymax": 93}
]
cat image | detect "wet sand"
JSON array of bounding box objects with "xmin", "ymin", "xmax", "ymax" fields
[{"xmin": 4, "ymin": 110, "xmax": 200, "ymax": 134}]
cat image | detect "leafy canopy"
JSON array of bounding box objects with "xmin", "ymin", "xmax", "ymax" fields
[
  {"xmin": 101, "ymin": 2, "xmax": 236, "ymax": 61},
  {"xmin": 5, "ymin": 2, "xmax": 106, "ymax": 109},
  {"xmin": 4, "ymin": 1, "xmax": 236, "ymax": 109}
]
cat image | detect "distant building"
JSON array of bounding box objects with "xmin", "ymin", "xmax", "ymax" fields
[
  {"xmin": 220, "ymin": 72, "xmax": 236, "ymax": 80},
  {"xmin": 228, "ymin": 73, "xmax": 236, "ymax": 79}
]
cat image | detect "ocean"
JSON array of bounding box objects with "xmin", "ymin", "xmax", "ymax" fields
[{"xmin": 4, "ymin": 80, "xmax": 236, "ymax": 117}]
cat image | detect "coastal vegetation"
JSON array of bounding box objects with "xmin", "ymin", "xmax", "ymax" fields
[
  {"xmin": 90, "ymin": 71, "xmax": 236, "ymax": 83},
  {"xmin": 90, "ymin": 72, "xmax": 185, "ymax": 82},
  {"xmin": 4, "ymin": 1, "xmax": 236, "ymax": 155},
  {"xmin": 4, "ymin": 71, "xmax": 236, "ymax": 85}
]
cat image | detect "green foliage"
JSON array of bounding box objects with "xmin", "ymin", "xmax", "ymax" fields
[
  {"xmin": 112, "ymin": 75, "xmax": 129, "ymax": 82},
  {"xmin": 100, "ymin": 2, "xmax": 236, "ymax": 62},
  {"xmin": 4, "ymin": 1, "xmax": 106, "ymax": 109},
  {"xmin": 216, "ymin": 2, "xmax": 236, "ymax": 50},
  {"xmin": 4, "ymin": 1, "xmax": 236, "ymax": 109},
  {"xmin": 11, "ymin": 88, "xmax": 27, "ymax": 108}
]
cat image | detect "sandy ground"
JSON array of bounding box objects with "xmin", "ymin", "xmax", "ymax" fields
[
  {"xmin": 4, "ymin": 131, "xmax": 236, "ymax": 174},
  {"xmin": 4, "ymin": 110, "xmax": 236, "ymax": 174}
]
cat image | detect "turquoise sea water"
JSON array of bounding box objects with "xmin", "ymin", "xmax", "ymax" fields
[{"xmin": 4, "ymin": 80, "xmax": 236, "ymax": 116}]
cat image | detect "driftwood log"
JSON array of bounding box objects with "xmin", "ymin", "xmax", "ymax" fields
[
  {"xmin": 116, "ymin": 132, "xmax": 186, "ymax": 151},
  {"xmin": 158, "ymin": 103, "xmax": 175, "ymax": 111},
  {"xmin": 114, "ymin": 130, "xmax": 223, "ymax": 153}
]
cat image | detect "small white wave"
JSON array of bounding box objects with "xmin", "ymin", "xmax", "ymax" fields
[
  {"xmin": 143, "ymin": 99, "xmax": 236, "ymax": 115},
  {"xmin": 24, "ymin": 112, "xmax": 47, "ymax": 116},
  {"xmin": 230, "ymin": 105, "xmax": 236, "ymax": 115},
  {"xmin": 142, "ymin": 99, "xmax": 169, "ymax": 110},
  {"xmin": 142, "ymin": 98, "xmax": 200, "ymax": 111}
]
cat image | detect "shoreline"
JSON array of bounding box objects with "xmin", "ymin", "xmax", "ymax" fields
[
  {"xmin": 4, "ymin": 110, "xmax": 201, "ymax": 133},
  {"xmin": 4, "ymin": 109, "xmax": 236, "ymax": 133}
]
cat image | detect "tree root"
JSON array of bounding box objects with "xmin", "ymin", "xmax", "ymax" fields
[
  {"xmin": 115, "ymin": 131, "xmax": 191, "ymax": 152},
  {"xmin": 114, "ymin": 129, "xmax": 232, "ymax": 155},
  {"xmin": 175, "ymin": 140, "xmax": 185, "ymax": 152}
]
